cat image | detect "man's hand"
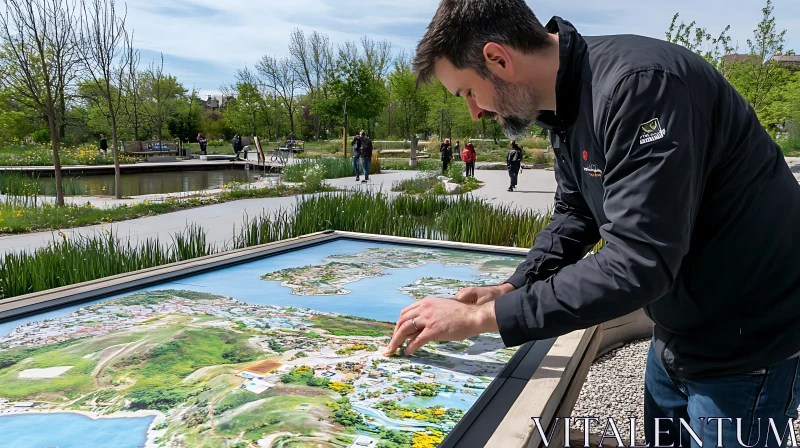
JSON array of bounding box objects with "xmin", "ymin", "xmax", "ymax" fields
[
  {"xmin": 384, "ymin": 297, "xmax": 499, "ymax": 357},
  {"xmin": 453, "ymin": 283, "xmax": 516, "ymax": 306}
]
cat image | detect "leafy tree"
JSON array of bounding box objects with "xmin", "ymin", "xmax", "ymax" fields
[{"xmin": 140, "ymin": 54, "xmax": 184, "ymax": 142}]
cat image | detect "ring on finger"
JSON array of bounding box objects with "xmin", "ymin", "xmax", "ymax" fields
[{"xmin": 411, "ymin": 318, "xmax": 419, "ymax": 332}]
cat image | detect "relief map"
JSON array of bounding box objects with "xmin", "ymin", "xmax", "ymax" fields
[{"xmin": 0, "ymin": 240, "xmax": 523, "ymax": 448}]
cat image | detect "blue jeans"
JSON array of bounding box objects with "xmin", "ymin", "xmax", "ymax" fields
[
  {"xmin": 644, "ymin": 340, "xmax": 800, "ymax": 447},
  {"xmin": 361, "ymin": 156, "xmax": 371, "ymax": 181},
  {"xmin": 353, "ymin": 157, "xmax": 362, "ymax": 178}
]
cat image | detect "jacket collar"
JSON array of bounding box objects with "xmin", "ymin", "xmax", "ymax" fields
[{"xmin": 535, "ymin": 17, "xmax": 588, "ymax": 132}]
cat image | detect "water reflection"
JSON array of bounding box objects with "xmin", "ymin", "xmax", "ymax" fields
[{"xmin": 33, "ymin": 169, "xmax": 260, "ymax": 196}]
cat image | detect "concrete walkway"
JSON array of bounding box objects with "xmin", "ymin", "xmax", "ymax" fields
[{"xmin": 0, "ymin": 167, "xmax": 557, "ymax": 255}]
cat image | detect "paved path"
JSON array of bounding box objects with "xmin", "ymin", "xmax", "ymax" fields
[{"xmin": 0, "ymin": 168, "xmax": 558, "ymax": 255}]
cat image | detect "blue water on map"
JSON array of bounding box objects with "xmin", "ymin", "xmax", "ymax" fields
[
  {"xmin": 0, "ymin": 239, "xmax": 513, "ymax": 334},
  {"xmin": 0, "ymin": 413, "xmax": 153, "ymax": 448}
]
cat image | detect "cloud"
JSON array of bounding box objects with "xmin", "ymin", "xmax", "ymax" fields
[{"xmin": 123, "ymin": 0, "xmax": 799, "ymax": 94}]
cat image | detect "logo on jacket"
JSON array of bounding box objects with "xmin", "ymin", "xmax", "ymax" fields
[
  {"xmin": 582, "ymin": 150, "xmax": 588, "ymax": 161},
  {"xmin": 583, "ymin": 164, "xmax": 603, "ymax": 178},
  {"xmin": 639, "ymin": 118, "xmax": 666, "ymax": 144}
]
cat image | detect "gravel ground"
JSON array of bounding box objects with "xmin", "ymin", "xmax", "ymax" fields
[
  {"xmin": 572, "ymin": 338, "xmax": 650, "ymax": 443},
  {"xmin": 572, "ymin": 339, "xmax": 800, "ymax": 444}
]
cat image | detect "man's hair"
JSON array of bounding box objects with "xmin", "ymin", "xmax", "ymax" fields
[{"xmin": 414, "ymin": 0, "xmax": 553, "ymax": 84}]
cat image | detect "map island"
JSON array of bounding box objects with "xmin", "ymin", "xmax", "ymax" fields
[{"xmin": 0, "ymin": 245, "xmax": 523, "ymax": 448}]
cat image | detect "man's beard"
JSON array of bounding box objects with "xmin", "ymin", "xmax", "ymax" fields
[{"xmin": 486, "ymin": 74, "xmax": 541, "ymax": 138}]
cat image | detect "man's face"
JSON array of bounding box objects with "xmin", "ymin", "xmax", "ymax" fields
[{"xmin": 434, "ymin": 58, "xmax": 542, "ymax": 138}]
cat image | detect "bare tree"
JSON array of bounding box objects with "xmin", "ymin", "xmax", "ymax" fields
[
  {"xmin": 257, "ymin": 56, "xmax": 298, "ymax": 135},
  {"xmin": 361, "ymin": 36, "xmax": 392, "ymax": 81},
  {"xmin": 123, "ymin": 40, "xmax": 141, "ymax": 140},
  {"xmin": 76, "ymin": 0, "xmax": 133, "ymax": 200},
  {"xmin": 0, "ymin": 0, "xmax": 79, "ymax": 207}
]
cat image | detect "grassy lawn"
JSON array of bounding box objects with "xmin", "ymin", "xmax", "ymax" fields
[
  {"xmin": 215, "ymin": 392, "xmax": 336, "ymax": 442},
  {"xmin": 309, "ymin": 315, "xmax": 393, "ymax": 337},
  {"xmin": 0, "ymin": 340, "xmax": 100, "ymax": 401}
]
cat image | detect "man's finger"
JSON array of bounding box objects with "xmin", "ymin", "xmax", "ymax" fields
[
  {"xmin": 394, "ymin": 302, "xmax": 422, "ymax": 333},
  {"xmin": 405, "ymin": 328, "xmax": 435, "ymax": 356},
  {"xmin": 394, "ymin": 306, "xmax": 421, "ymax": 335},
  {"xmin": 384, "ymin": 319, "xmax": 417, "ymax": 356}
]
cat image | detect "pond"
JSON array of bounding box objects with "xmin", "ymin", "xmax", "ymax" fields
[{"xmin": 31, "ymin": 168, "xmax": 261, "ymax": 197}]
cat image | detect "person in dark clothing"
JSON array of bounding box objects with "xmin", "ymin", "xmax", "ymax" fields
[
  {"xmin": 352, "ymin": 134, "xmax": 362, "ymax": 182},
  {"xmin": 506, "ymin": 140, "xmax": 523, "ymax": 191},
  {"xmin": 99, "ymin": 134, "xmax": 108, "ymax": 154},
  {"xmin": 359, "ymin": 132, "xmax": 373, "ymax": 183},
  {"xmin": 197, "ymin": 133, "xmax": 208, "ymax": 155},
  {"xmin": 232, "ymin": 135, "xmax": 243, "ymax": 160},
  {"xmin": 386, "ymin": 1, "xmax": 800, "ymax": 446},
  {"xmin": 453, "ymin": 140, "xmax": 461, "ymax": 162},
  {"xmin": 440, "ymin": 139, "xmax": 452, "ymax": 173}
]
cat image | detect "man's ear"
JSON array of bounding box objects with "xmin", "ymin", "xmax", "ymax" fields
[{"xmin": 483, "ymin": 42, "xmax": 515, "ymax": 79}]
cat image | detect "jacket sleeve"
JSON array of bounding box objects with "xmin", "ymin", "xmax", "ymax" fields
[
  {"xmin": 504, "ymin": 140, "xmax": 601, "ymax": 289},
  {"xmin": 495, "ymin": 70, "xmax": 702, "ymax": 347}
]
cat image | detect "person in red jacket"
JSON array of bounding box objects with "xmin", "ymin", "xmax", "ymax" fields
[{"xmin": 462, "ymin": 140, "xmax": 477, "ymax": 177}]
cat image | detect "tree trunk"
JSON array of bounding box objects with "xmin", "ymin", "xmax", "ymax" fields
[
  {"xmin": 47, "ymin": 110, "xmax": 65, "ymax": 207},
  {"xmin": 59, "ymin": 92, "xmax": 67, "ymax": 139},
  {"xmin": 343, "ymin": 112, "xmax": 348, "ymax": 158},
  {"xmin": 111, "ymin": 117, "xmax": 122, "ymax": 199}
]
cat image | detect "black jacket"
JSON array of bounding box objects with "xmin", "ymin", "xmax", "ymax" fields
[
  {"xmin": 495, "ymin": 17, "xmax": 800, "ymax": 379},
  {"xmin": 507, "ymin": 145, "xmax": 522, "ymax": 166},
  {"xmin": 352, "ymin": 137, "xmax": 362, "ymax": 158},
  {"xmin": 360, "ymin": 136, "xmax": 373, "ymax": 158},
  {"xmin": 440, "ymin": 143, "xmax": 452, "ymax": 161}
]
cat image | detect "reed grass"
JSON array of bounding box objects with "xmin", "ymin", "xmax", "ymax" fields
[
  {"xmin": 0, "ymin": 225, "xmax": 215, "ymax": 298},
  {"xmin": 1, "ymin": 190, "xmax": 607, "ymax": 300},
  {"xmin": 282, "ymin": 157, "xmax": 382, "ymax": 182}
]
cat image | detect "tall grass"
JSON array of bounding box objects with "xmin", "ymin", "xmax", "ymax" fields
[
  {"xmin": 232, "ymin": 191, "xmax": 553, "ymax": 249},
  {"xmin": 1, "ymin": 191, "xmax": 607, "ymax": 300},
  {"xmin": 282, "ymin": 157, "xmax": 382, "ymax": 182},
  {"xmin": 0, "ymin": 171, "xmax": 82, "ymax": 198},
  {"xmin": 0, "ymin": 225, "xmax": 215, "ymax": 298}
]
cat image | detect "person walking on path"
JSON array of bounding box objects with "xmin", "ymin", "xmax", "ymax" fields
[
  {"xmin": 99, "ymin": 134, "xmax": 108, "ymax": 155},
  {"xmin": 352, "ymin": 133, "xmax": 363, "ymax": 182},
  {"xmin": 506, "ymin": 140, "xmax": 523, "ymax": 191},
  {"xmin": 440, "ymin": 138, "xmax": 453, "ymax": 173},
  {"xmin": 359, "ymin": 131, "xmax": 373, "ymax": 184},
  {"xmin": 386, "ymin": 1, "xmax": 800, "ymax": 447},
  {"xmin": 232, "ymin": 135, "xmax": 243, "ymax": 160},
  {"xmin": 197, "ymin": 133, "xmax": 208, "ymax": 155},
  {"xmin": 454, "ymin": 140, "xmax": 461, "ymax": 161},
  {"xmin": 462, "ymin": 140, "xmax": 477, "ymax": 177}
]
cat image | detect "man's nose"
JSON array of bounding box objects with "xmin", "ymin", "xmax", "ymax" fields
[{"xmin": 466, "ymin": 97, "xmax": 485, "ymax": 121}]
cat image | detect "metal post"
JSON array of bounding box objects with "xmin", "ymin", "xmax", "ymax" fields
[{"xmin": 410, "ymin": 135, "xmax": 418, "ymax": 169}]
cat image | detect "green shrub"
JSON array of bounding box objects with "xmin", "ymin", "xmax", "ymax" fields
[
  {"xmin": 779, "ymin": 135, "xmax": 800, "ymax": 156},
  {"xmin": 32, "ymin": 130, "xmax": 50, "ymax": 144}
]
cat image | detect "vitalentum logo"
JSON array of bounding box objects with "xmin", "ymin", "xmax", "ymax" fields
[{"xmin": 640, "ymin": 118, "xmax": 666, "ymax": 144}]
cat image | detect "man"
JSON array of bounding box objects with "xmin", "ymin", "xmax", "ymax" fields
[
  {"xmin": 99, "ymin": 134, "xmax": 108, "ymax": 154},
  {"xmin": 385, "ymin": 1, "xmax": 800, "ymax": 446},
  {"xmin": 506, "ymin": 140, "xmax": 523, "ymax": 191},
  {"xmin": 232, "ymin": 135, "xmax": 243, "ymax": 161},
  {"xmin": 360, "ymin": 131, "xmax": 373, "ymax": 184},
  {"xmin": 440, "ymin": 138, "xmax": 453, "ymax": 173},
  {"xmin": 352, "ymin": 133, "xmax": 363, "ymax": 182}
]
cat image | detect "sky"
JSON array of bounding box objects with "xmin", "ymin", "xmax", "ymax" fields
[{"xmin": 123, "ymin": 0, "xmax": 800, "ymax": 98}]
